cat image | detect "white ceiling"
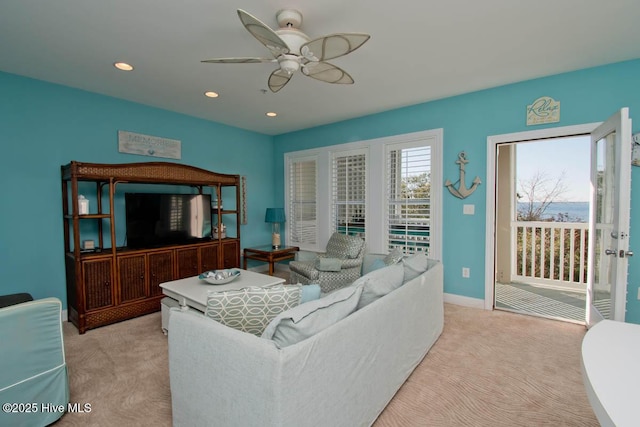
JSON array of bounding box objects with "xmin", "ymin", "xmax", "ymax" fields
[{"xmin": 2, "ymin": 1, "xmax": 640, "ymax": 135}]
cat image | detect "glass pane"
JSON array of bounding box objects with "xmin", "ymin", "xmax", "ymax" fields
[
  {"xmin": 592, "ymin": 132, "xmax": 615, "ymax": 319},
  {"xmin": 386, "ymin": 146, "xmax": 431, "ymax": 255},
  {"xmin": 332, "ymin": 152, "xmax": 366, "ymax": 236},
  {"xmin": 289, "ymin": 159, "xmax": 317, "ymax": 245}
]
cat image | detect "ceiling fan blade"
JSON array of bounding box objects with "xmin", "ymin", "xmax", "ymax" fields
[
  {"xmin": 201, "ymin": 57, "xmax": 276, "ymax": 64},
  {"xmin": 302, "ymin": 62, "xmax": 354, "ymax": 84},
  {"xmin": 268, "ymin": 69, "xmax": 293, "ymax": 93},
  {"xmin": 237, "ymin": 9, "xmax": 290, "ymax": 56},
  {"xmin": 301, "ymin": 33, "xmax": 370, "ymax": 61}
]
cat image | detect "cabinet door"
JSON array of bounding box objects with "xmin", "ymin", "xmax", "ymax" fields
[
  {"xmin": 83, "ymin": 258, "xmax": 113, "ymax": 310},
  {"xmin": 118, "ymin": 255, "xmax": 146, "ymax": 303},
  {"xmin": 148, "ymin": 251, "xmax": 174, "ymax": 297},
  {"xmin": 221, "ymin": 240, "xmax": 240, "ymax": 268},
  {"xmin": 200, "ymin": 244, "xmax": 220, "ymax": 272},
  {"xmin": 176, "ymin": 248, "xmax": 199, "ymax": 279}
]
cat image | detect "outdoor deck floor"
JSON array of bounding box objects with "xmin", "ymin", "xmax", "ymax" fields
[{"xmin": 495, "ymin": 282, "xmax": 610, "ymax": 324}]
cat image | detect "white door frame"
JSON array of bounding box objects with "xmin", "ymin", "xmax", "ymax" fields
[{"xmin": 484, "ymin": 123, "xmax": 600, "ymax": 310}]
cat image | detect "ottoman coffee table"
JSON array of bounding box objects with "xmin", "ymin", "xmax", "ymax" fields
[{"xmin": 159, "ymin": 269, "xmax": 285, "ymax": 333}]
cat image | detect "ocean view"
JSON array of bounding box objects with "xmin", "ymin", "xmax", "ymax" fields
[{"xmin": 517, "ymin": 201, "xmax": 589, "ymax": 222}]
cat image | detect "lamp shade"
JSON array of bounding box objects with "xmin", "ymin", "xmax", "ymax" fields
[{"xmin": 265, "ymin": 208, "xmax": 286, "ymax": 223}]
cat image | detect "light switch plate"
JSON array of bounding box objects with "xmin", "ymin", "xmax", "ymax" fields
[{"xmin": 463, "ymin": 204, "xmax": 475, "ymax": 215}]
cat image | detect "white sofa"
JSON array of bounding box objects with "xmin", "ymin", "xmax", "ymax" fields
[{"xmin": 168, "ymin": 254, "xmax": 444, "ymax": 427}]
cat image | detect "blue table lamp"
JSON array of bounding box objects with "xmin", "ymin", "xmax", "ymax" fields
[{"xmin": 265, "ymin": 208, "xmax": 286, "ymax": 249}]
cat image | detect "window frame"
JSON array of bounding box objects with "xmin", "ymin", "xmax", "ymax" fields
[{"xmin": 283, "ymin": 129, "xmax": 442, "ymax": 259}]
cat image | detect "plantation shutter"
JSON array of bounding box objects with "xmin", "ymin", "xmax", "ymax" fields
[
  {"xmin": 288, "ymin": 157, "xmax": 317, "ymax": 245},
  {"xmin": 332, "ymin": 150, "xmax": 366, "ymax": 236},
  {"xmin": 386, "ymin": 144, "xmax": 431, "ymax": 254}
]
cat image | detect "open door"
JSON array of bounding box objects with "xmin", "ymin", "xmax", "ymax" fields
[{"xmin": 586, "ymin": 108, "xmax": 633, "ymax": 327}]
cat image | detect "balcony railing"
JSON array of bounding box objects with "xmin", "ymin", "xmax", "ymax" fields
[{"xmin": 512, "ymin": 221, "xmax": 589, "ymax": 288}]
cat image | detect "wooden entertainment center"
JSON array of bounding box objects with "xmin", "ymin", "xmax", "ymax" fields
[{"xmin": 61, "ymin": 161, "xmax": 241, "ymax": 334}]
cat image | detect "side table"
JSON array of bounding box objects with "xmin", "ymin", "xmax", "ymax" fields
[{"xmin": 244, "ymin": 245, "xmax": 300, "ymax": 276}]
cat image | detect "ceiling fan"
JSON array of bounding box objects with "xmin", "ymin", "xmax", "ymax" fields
[{"xmin": 202, "ymin": 9, "xmax": 370, "ymax": 93}]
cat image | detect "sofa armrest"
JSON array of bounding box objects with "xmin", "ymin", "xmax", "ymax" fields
[{"xmin": 168, "ymin": 309, "xmax": 284, "ymax": 426}]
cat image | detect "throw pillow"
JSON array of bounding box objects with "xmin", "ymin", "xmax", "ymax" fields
[
  {"xmin": 402, "ymin": 252, "xmax": 430, "ymax": 282},
  {"xmin": 354, "ymin": 262, "xmax": 405, "ymax": 310},
  {"xmin": 300, "ymin": 284, "xmax": 322, "ymax": 303},
  {"xmin": 316, "ymin": 257, "xmax": 342, "ymax": 271},
  {"xmin": 261, "ymin": 284, "xmax": 363, "ymax": 348},
  {"xmin": 383, "ymin": 247, "xmax": 404, "ymax": 265},
  {"xmin": 361, "ymin": 256, "xmax": 386, "ymax": 275},
  {"xmin": 370, "ymin": 258, "xmax": 386, "ymax": 272},
  {"xmin": 205, "ymin": 284, "xmax": 302, "ymax": 336}
]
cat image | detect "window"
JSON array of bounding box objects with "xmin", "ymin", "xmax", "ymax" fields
[
  {"xmin": 284, "ymin": 129, "xmax": 441, "ymax": 258},
  {"xmin": 287, "ymin": 156, "xmax": 317, "ymax": 246},
  {"xmin": 386, "ymin": 143, "xmax": 432, "ymax": 255},
  {"xmin": 331, "ymin": 150, "xmax": 366, "ymax": 236}
]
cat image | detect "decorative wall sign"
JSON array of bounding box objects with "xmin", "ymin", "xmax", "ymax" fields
[
  {"xmin": 118, "ymin": 130, "xmax": 181, "ymax": 159},
  {"xmin": 445, "ymin": 151, "xmax": 481, "ymax": 199},
  {"xmin": 526, "ymin": 96, "xmax": 560, "ymax": 126},
  {"xmin": 241, "ymin": 176, "xmax": 248, "ymax": 224}
]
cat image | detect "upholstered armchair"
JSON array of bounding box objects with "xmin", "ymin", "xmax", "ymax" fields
[{"xmin": 289, "ymin": 233, "xmax": 366, "ymax": 293}]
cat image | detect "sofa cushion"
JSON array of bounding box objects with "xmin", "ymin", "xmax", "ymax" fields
[
  {"xmin": 205, "ymin": 284, "xmax": 302, "ymax": 336},
  {"xmin": 354, "ymin": 262, "xmax": 405, "ymax": 310},
  {"xmin": 261, "ymin": 284, "xmax": 363, "ymax": 347},
  {"xmin": 402, "ymin": 252, "xmax": 430, "ymax": 282}
]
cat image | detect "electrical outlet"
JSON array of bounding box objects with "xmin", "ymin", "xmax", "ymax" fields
[
  {"xmin": 637, "ymin": 287, "xmax": 640, "ymax": 300},
  {"xmin": 462, "ymin": 267, "xmax": 470, "ymax": 278}
]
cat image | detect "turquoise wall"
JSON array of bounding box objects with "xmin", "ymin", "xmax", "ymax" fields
[
  {"xmin": 273, "ymin": 59, "xmax": 640, "ymax": 324},
  {"xmin": 0, "ymin": 71, "xmax": 275, "ymax": 307},
  {"xmin": 3, "ymin": 59, "xmax": 640, "ymax": 323}
]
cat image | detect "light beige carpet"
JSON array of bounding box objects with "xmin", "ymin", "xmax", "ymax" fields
[{"xmin": 55, "ymin": 304, "xmax": 598, "ymax": 426}]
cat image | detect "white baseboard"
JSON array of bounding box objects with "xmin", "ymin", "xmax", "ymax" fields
[{"xmin": 444, "ymin": 293, "xmax": 486, "ymax": 309}]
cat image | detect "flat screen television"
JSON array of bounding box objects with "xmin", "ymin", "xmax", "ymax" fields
[{"xmin": 125, "ymin": 193, "xmax": 212, "ymax": 249}]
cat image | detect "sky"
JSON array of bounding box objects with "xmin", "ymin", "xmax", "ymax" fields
[{"xmin": 515, "ymin": 135, "xmax": 590, "ymax": 202}]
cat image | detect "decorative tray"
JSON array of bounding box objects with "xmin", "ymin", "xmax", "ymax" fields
[{"xmin": 199, "ymin": 268, "xmax": 241, "ymax": 285}]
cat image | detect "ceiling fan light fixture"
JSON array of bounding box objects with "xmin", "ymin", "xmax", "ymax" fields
[
  {"xmin": 114, "ymin": 62, "xmax": 134, "ymax": 71},
  {"xmin": 266, "ymin": 112, "xmax": 277, "ymax": 117},
  {"xmin": 204, "ymin": 91, "xmax": 219, "ymax": 98},
  {"xmin": 278, "ymin": 55, "xmax": 300, "ymax": 74}
]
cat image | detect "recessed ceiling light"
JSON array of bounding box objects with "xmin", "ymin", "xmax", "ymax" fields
[
  {"xmin": 266, "ymin": 112, "xmax": 277, "ymax": 117},
  {"xmin": 204, "ymin": 91, "xmax": 219, "ymax": 98},
  {"xmin": 114, "ymin": 62, "xmax": 134, "ymax": 71}
]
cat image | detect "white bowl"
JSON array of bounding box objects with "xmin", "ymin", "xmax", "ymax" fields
[{"xmin": 199, "ymin": 269, "xmax": 241, "ymax": 285}]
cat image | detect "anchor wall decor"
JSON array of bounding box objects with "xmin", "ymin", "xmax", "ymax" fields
[{"xmin": 445, "ymin": 151, "xmax": 481, "ymax": 199}]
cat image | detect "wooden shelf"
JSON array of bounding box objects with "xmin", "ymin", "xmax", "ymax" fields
[
  {"xmin": 61, "ymin": 160, "xmax": 242, "ymax": 334},
  {"xmin": 64, "ymin": 213, "xmax": 111, "ymax": 220}
]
